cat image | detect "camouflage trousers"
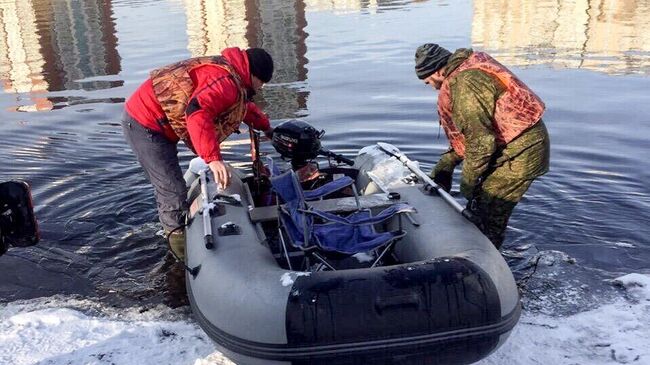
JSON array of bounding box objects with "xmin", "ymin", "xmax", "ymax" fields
[{"xmin": 470, "ymin": 173, "xmax": 534, "ymax": 249}]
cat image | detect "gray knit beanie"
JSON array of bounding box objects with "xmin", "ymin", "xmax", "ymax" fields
[{"xmin": 414, "ymin": 43, "xmax": 452, "ymax": 79}]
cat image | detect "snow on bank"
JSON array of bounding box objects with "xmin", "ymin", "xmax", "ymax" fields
[
  {"xmin": 2, "ymin": 274, "xmax": 649, "ymax": 365},
  {"xmin": 479, "ymin": 273, "xmax": 650, "ymax": 365},
  {"xmin": 0, "ymin": 297, "xmax": 217, "ymax": 365}
]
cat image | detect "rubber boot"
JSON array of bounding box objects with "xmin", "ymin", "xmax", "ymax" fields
[{"xmin": 167, "ymin": 231, "xmax": 186, "ymax": 262}]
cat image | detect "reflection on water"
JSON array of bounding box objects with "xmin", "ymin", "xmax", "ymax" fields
[
  {"xmin": 306, "ymin": 0, "xmax": 379, "ymax": 12},
  {"xmin": 472, "ymin": 0, "xmax": 650, "ymax": 74},
  {"xmin": 0, "ymin": 0, "xmax": 121, "ymax": 111},
  {"xmin": 0, "ymin": 0, "xmax": 50, "ymax": 111},
  {"xmin": 180, "ymin": 0, "xmax": 310, "ymax": 119},
  {"xmin": 178, "ymin": 0, "xmax": 424, "ymax": 120},
  {"xmin": 249, "ymin": 0, "xmax": 309, "ymax": 119},
  {"xmin": 0, "ymin": 0, "xmax": 648, "ymax": 315},
  {"xmin": 182, "ymin": 0, "xmax": 248, "ymax": 57},
  {"xmin": 0, "ymin": 0, "xmax": 421, "ymax": 114},
  {"xmin": 304, "ymin": 0, "xmax": 417, "ymax": 13}
]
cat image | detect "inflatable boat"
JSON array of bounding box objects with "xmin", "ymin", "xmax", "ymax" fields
[{"xmin": 182, "ymin": 120, "xmax": 520, "ymax": 365}]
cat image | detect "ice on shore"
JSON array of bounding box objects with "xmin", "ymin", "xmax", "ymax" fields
[
  {"xmin": 479, "ymin": 272, "xmax": 650, "ymax": 364},
  {"xmin": 2, "ymin": 273, "xmax": 648, "ymax": 365}
]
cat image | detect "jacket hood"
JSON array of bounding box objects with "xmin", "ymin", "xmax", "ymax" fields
[
  {"xmin": 222, "ymin": 47, "xmax": 252, "ymax": 89},
  {"xmin": 443, "ymin": 48, "xmax": 473, "ymax": 77}
]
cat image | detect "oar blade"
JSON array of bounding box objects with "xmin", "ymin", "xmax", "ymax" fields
[{"xmin": 376, "ymin": 142, "xmax": 401, "ymax": 157}]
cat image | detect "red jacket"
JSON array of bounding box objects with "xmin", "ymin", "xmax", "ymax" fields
[{"xmin": 125, "ymin": 48, "xmax": 270, "ymax": 163}]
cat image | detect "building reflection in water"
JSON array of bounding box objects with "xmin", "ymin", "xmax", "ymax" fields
[
  {"xmin": 0, "ymin": 0, "xmax": 51, "ymax": 111},
  {"xmin": 247, "ymin": 0, "xmax": 309, "ymax": 119},
  {"xmin": 179, "ymin": 0, "xmax": 421, "ymax": 120},
  {"xmin": 183, "ymin": 0, "xmax": 249, "ymax": 58},
  {"xmin": 304, "ymin": 0, "xmax": 375, "ymax": 12},
  {"xmin": 472, "ymin": 0, "xmax": 650, "ymax": 75},
  {"xmin": 0, "ymin": 0, "xmax": 121, "ymax": 111},
  {"xmin": 181, "ymin": 0, "xmax": 309, "ymax": 120},
  {"xmin": 304, "ymin": 0, "xmax": 424, "ymax": 13}
]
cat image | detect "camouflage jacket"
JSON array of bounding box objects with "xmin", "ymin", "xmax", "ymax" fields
[{"xmin": 433, "ymin": 49, "xmax": 550, "ymax": 199}]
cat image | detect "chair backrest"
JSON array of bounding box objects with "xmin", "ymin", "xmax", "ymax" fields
[
  {"xmin": 266, "ymin": 156, "xmax": 282, "ymax": 177},
  {"xmin": 268, "ymin": 157, "xmax": 415, "ymax": 255},
  {"xmin": 270, "ymin": 169, "xmax": 312, "ymax": 248},
  {"xmin": 267, "ymin": 156, "xmax": 354, "ymax": 202},
  {"xmin": 270, "ymin": 170, "xmax": 306, "ymax": 207},
  {"xmin": 303, "ymin": 176, "xmax": 354, "ymax": 201}
]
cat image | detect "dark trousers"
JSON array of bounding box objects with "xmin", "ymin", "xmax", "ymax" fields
[{"xmin": 121, "ymin": 112, "xmax": 188, "ymax": 231}]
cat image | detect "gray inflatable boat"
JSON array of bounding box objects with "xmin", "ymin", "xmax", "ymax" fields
[{"xmin": 182, "ymin": 121, "xmax": 520, "ymax": 365}]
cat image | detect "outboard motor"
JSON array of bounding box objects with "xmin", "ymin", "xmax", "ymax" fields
[
  {"xmin": 0, "ymin": 181, "xmax": 39, "ymax": 256},
  {"xmin": 272, "ymin": 120, "xmax": 323, "ymax": 169},
  {"xmin": 272, "ymin": 120, "xmax": 354, "ymax": 168}
]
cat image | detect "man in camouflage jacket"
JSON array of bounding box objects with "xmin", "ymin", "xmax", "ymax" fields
[{"xmin": 415, "ymin": 44, "xmax": 550, "ymax": 248}]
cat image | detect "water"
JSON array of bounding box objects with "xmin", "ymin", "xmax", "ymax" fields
[{"xmin": 1, "ymin": 0, "xmax": 649, "ymax": 318}]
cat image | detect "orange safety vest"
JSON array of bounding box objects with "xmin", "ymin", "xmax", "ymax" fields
[
  {"xmin": 150, "ymin": 56, "xmax": 247, "ymax": 153},
  {"xmin": 437, "ymin": 52, "xmax": 545, "ymax": 158}
]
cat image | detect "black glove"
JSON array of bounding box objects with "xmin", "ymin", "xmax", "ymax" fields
[
  {"xmin": 431, "ymin": 149, "xmax": 461, "ymax": 192},
  {"xmin": 432, "ymin": 170, "xmax": 452, "ymax": 192}
]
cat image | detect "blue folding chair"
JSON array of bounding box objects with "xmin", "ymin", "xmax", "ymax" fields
[{"xmin": 269, "ymin": 164, "xmax": 415, "ymax": 270}]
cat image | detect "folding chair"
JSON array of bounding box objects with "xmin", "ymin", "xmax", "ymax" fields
[{"xmin": 270, "ymin": 167, "xmax": 415, "ymax": 271}]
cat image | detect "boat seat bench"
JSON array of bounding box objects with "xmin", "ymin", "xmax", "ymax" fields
[{"xmin": 249, "ymin": 194, "xmax": 406, "ymax": 223}]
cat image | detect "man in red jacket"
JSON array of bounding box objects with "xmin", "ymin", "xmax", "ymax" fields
[{"xmin": 122, "ymin": 47, "xmax": 274, "ymax": 259}]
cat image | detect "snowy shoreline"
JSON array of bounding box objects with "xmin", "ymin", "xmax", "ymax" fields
[{"xmin": 2, "ymin": 273, "xmax": 648, "ymax": 365}]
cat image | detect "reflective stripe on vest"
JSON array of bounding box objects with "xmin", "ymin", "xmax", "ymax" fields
[
  {"xmin": 150, "ymin": 56, "xmax": 247, "ymax": 153},
  {"xmin": 437, "ymin": 52, "xmax": 545, "ymax": 158}
]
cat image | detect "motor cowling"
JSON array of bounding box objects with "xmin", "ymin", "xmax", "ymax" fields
[
  {"xmin": 0, "ymin": 181, "xmax": 39, "ymax": 256},
  {"xmin": 272, "ymin": 120, "xmax": 324, "ymax": 167}
]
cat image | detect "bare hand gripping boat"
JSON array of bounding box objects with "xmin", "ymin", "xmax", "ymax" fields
[{"xmin": 182, "ymin": 120, "xmax": 520, "ymax": 365}]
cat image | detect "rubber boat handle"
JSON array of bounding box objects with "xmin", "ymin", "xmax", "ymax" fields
[
  {"xmin": 375, "ymin": 293, "xmax": 422, "ymax": 313},
  {"xmin": 376, "ymin": 142, "xmax": 475, "ymax": 222}
]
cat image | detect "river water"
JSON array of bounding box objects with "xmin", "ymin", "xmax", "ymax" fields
[{"xmin": 1, "ymin": 0, "xmax": 649, "ymax": 329}]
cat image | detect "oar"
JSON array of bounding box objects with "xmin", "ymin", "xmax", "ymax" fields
[
  {"xmin": 376, "ymin": 142, "xmax": 474, "ymax": 221},
  {"xmin": 319, "ymin": 148, "xmax": 355, "ymax": 166}
]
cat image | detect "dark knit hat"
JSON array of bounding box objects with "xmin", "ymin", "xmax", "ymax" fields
[
  {"xmin": 246, "ymin": 48, "xmax": 274, "ymax": 83},
  {"xmin": 414, "ymin": 43, "xmax": 452, "ymax": 79}
]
